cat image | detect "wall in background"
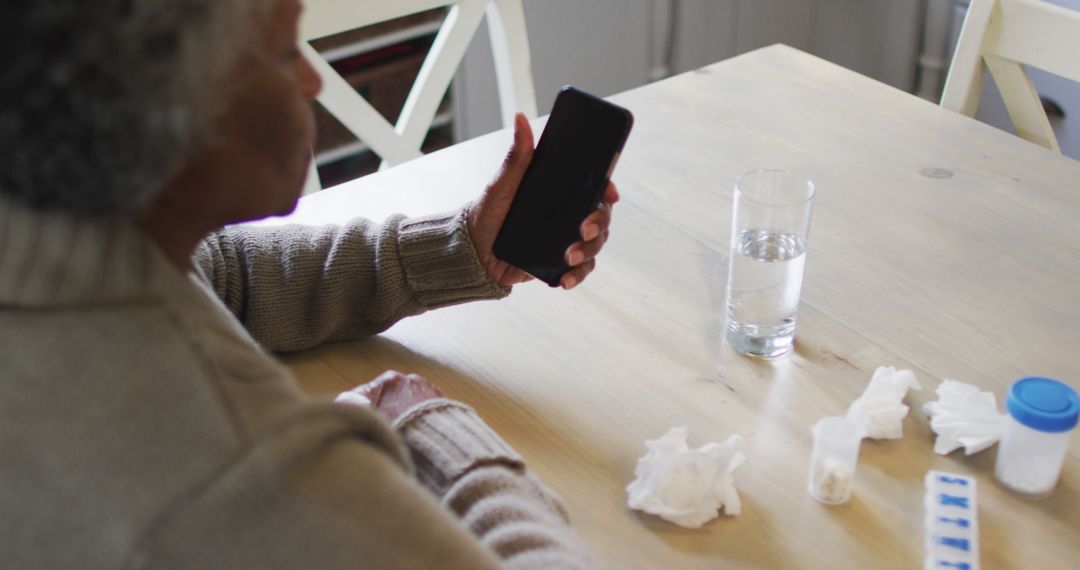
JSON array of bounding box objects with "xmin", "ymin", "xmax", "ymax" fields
[
  {"xmin": 668, "ymin": 0, "xmax": 921, "ymax": 88},
  {"xmin": 453, "ymin": 0, "xmax": 656, "ymax": 141},
  {"xmin": 454, "ymin": 0, "xmax": 923, "ymax": 141}
]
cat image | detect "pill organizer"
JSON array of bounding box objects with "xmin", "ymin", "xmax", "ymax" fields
[{"xmin": 924, "ymin": 471, "xmax": 979, "ymax": 570}]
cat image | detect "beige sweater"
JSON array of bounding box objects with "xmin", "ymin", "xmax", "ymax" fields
[{"xmin": 0, "ymin": 195, "xmax": 591, "ymax": 569}]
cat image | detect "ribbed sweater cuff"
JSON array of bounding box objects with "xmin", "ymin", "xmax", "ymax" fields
[
  {"xmin": 392, "ymin": 399, "xmax": 524, "ymax": 497},
  {"xmin": 397, "ymin": 209, "xmax": 510, "ymax": 308}
]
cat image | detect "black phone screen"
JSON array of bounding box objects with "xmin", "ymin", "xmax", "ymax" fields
[{"xmin": 493, "ymin": 87, "xmax": 633, "ymax": 286}]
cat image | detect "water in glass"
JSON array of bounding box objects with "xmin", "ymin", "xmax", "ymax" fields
[{"xmin": 725, "ymin": 228, "xmax": 806, "ymax": 357}]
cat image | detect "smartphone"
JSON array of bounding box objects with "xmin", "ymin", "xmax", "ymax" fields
[{"xmin": 493, "ymin": 86, "xmax": 634, "ymax": 287}]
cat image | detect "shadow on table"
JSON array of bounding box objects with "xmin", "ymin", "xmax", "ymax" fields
[
  {"xmin": 630, "ymin": 493, "xmax": 801, "ymax": 568},
  {"xmin": 313, "ymin": 333, "xmax": 623, "ymax": 473}
]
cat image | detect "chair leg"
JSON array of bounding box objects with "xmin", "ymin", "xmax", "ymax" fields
[{"xmin": 986, "ymin": 55, "xmax": 1060, "ymax": 152}]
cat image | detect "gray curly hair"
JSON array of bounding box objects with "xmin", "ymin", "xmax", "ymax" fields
[{"xmin": 0, "ymin": 0, "xmax": 276, "ymax": 217}]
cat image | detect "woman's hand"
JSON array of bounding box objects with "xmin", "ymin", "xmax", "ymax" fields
[
  {"xmin": 467, "ymin": 113, "xmax": 620, "ymax": 289},
  {"xmin": 341, "ymin": 370, "xmax": 445, "ymax": 422}
]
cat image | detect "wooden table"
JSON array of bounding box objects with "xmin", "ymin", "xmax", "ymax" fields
[{"xmin": 270, "ymin": 45, "xmax": 1080, "ymax": 568}]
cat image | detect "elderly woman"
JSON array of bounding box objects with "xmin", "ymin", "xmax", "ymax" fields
[{"xmin": 0, "ymin": 0, "xmax": 616, "ymax": 568}]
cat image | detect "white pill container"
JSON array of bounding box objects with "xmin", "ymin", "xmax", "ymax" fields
[
  {"xmin": 808, "ymin": 416, "xmax": 863, "ymax": 504},
  {"xmin": 994, "ymin": 377, "xmax": 1079, "ymax": 497}
]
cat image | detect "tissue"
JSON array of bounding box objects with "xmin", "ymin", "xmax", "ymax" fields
[
  {"xmin": 846, "ymin": 366, "xmax": 922, "ymax": 439},
  {"xmin": 626, "ymin": 427, "xmax": 745, "ymax": 528},
  {"xmin": 923, "ymin": 379, "xmax": 1005, "ymax": 455},
  {"xmin": 335, "ymin": 391, "xmax": 371, "ymax": 407}
]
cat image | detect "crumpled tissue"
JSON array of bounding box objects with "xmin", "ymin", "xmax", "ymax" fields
[
  {"xmin": 846, "ymin": 366, "xmax": 922, "ymax": 439},
  {"xmin": 923, "ymin": 379, "xmax": 1006, "ymax": 455},
  {"xmin": 625, "ymin": 427, "xmax": 745, "ymax": 528},
  {"xmin": 334, "ymin": 391, "xmax": 371, "ymax": 407}
]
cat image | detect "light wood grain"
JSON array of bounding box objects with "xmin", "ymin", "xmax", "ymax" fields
[{"xmin": 269, "ymin": 45, "xmax": 1080, "ymax": 569}]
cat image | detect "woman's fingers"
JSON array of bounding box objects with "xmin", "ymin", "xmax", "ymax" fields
[
  {"xmin": 602, "ymin": 181, "xmax": 620, "ymax": 205},
  {"xmin": 560, "ymin": 258, "xmax": 597, "ymax": 290},
  {"xmin": 565, "ymin": 230, "xmax": 609, "ymax": 266}
]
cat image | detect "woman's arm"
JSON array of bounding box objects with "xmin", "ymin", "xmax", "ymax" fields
[
  {"xmin": 192, "ymin": 114, "xmax": 617, "ymax": 353},
  {"xmin": 132, "ymin": 402, "xmax": 591, "ymax": 570},
  {"xmin": 393, "ymin": 399, "xmax": 592, "ymax": 567},
  {"xmin": 344, "ymin": 371, "xmax": 591, "ymax": 567},
  {"xmin": 193, "ymin": 210, "xmax": 508, "ymax": 352}
]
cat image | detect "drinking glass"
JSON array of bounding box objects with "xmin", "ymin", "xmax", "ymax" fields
[{"xmin": 724, "ymin": 170, "xmax": 815, "ymax": 358}]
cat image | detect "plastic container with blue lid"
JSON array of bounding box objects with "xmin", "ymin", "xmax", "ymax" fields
[{"xmin": 994, "ymin": 377, "xmax": 1080, "ymax": 496}]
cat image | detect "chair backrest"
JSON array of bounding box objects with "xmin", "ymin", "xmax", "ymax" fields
[
  {"xmin": 941, "ymin": 0, "xmax": 1080, "ymax": 152},
  {"xmin": 300, "ymin": 0, "xmax": 537, "ymax": 193}
]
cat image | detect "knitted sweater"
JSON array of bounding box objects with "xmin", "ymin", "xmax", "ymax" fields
[{"xmin": 0, "ymin": 195, "xmax": 591, "ymax": 569}]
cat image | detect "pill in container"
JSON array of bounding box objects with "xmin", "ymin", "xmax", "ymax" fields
[
  {"xmin": 994, "ymin": 377, "xmax": 1079, "ymax": 497},
  {"xmin": 808, "ymin": 416, "xmax": 863, "ymax": 504}
]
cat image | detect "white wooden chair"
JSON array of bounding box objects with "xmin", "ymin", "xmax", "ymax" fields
[
  {"xmin": 941, "ymin": 0, "xmax": 1080, "ymax": 152},
  {"xmin": 301, "ymin": 0, "xmax": 538, "ymax": 193}
]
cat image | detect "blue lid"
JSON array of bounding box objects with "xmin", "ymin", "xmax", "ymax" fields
[{"xmin": 1006, "ymin": 377, "xmax": 1080, "ymax": 433}]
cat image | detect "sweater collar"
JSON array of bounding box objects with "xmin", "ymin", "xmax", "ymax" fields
[{"xmin": 0, "ymin": 194, "xmax": 166, "ymax": 307}]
